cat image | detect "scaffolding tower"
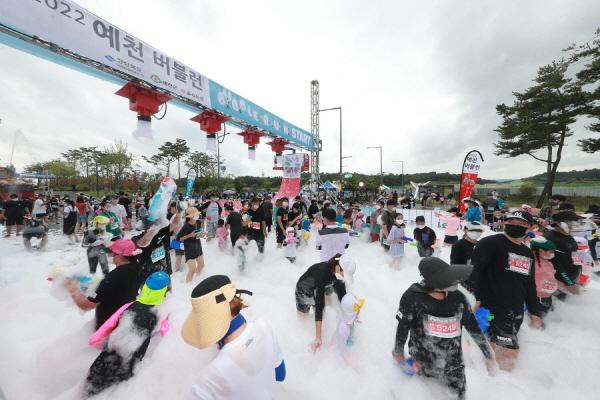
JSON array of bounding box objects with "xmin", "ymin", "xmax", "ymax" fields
[{"xmin": 310, "ymin": 80, "xmax": 321, "ymax": 191}]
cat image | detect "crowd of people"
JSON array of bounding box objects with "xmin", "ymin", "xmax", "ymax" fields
[{"xmin": 1, "ymin": 187, "xmax": 599, "ymax": 399}]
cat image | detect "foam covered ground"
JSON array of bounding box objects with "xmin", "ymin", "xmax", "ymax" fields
[{"xmin": 1, "ymin": 226, "xmax": 600, "ymax": 399}]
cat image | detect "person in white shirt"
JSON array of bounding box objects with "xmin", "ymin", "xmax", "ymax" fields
[
  {"xmin": 182, "ymin": 275, "xmax": 286, "ymax": 400},
  {"xmin": 111, "ymin": 196, "xmax": 128, "ymax": 230},
  {"xmin": 32, "ymin": 194, "xmax": 48, "ymax": 223},
  {"xmin": 315, "ymin": 208, "xmax": 350, "ymax": 262}
]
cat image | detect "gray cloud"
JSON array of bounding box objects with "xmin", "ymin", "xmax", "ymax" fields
[{"xmin": 1, "ymin": 0, "xmax": 599, "ymax": 180}]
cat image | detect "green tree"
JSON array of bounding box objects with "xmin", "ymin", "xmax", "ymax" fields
[
  {"xmin": 494, "ymin": 61, "xmax": 586, "ymax": 207},
  {"xmin": 185, "ymin": 151, "xmax": 218, "ymax": 178},
  {"xmin": 567, "ymin": 29, "xmax": 600, "ymax": 153}
]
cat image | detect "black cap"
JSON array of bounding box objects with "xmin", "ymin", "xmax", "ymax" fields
[
  {"xmin": 448, "ymin": 207, "xmax": 460, "ymax": 214},
  {"xmin": 558, "ymin": 203, "xmax": 575, "ymax": 211},
  {"xmin": 418, "ymin": 257, "xmax": 473, "ymax": 290},
  {"xmin": 416, "ymin": 215, "xmax": 425, "ymax": 223},
  {"xmin": 386, "ymin": 199, "xmax": 397, "ymax": 206},
  {"xmin": 552, "ymin": 211, "xmax": 581, "ymax": 222},
  {"xmin": 505, "ymin": 210, "xmax": 534, "ymax": 225}
]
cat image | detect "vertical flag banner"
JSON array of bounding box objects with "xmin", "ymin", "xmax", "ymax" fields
[
  {"xmin": 274, "ymin": 154, "xmax": 305, "ymax": 201},
  {"xmin": 185, "ymin": 168, "xmax": 197, "ymax": 198},
  {"xmin": 458, "ymin": 150, "xmax": 484, "ymax": 213}
]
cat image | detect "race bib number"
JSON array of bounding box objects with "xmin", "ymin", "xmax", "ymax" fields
[
  {"xmin": 150, "ymin": 247, "xmax": 166, "ymax": 263},
  {"xmin": 382, "ymin": 237, "xmax": 389, "ymax": 246},
  {"xmin": 541, "ymin": 279, "xmax": 558, "ymax": 294},
  {"xmin": 424, "ymin": 315, "xmax": 461, "ymax": 338},
  {"xmin": 507, "ymin": 252, "xmax": 531, "ymax": 276},
  {"xmin": 251, "ymin": 222, "xmax": 261, "ymax": 230}
]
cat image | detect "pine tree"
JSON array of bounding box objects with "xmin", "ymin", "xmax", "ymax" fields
[{"xmin": 494, "ymin": 61, "xmax": 586, "ymax": 207}]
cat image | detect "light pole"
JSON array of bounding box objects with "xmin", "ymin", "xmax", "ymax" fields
[
  {"xmin": 318, "ymin": 106, "xmax": 344, "ymax": 183},
  {"xmin": 366, "ymin": 146, "xmax": 383, "ymax": 185},
  {"xmin": 392, "ymin": 160, "xmax": 405, "ymax": 192},
  {"xmin": 217, "ymin": 124, "xmax": 234, "ymax": 191}
]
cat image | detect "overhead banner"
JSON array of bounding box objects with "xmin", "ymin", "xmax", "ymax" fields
[
  {"xmin": 185, "ymin": 168, "xmax": 197, "ymax": 198},
  {"xmin": 458, "ymin": 150, "xmax": 484, "ymax": 213},
  {"xmin": 0, "ymin": 0, "xmax": 315, "ymax": 150}
]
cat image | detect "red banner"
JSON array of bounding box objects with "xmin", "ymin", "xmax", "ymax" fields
[{"xmin": 458, "ymin": 150, "xmax": 484, "ymax": 213}]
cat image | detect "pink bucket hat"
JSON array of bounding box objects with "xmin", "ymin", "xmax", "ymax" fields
[{"xmin": 109, "ymin": 239, "xmax": 141, "ymax": 256}]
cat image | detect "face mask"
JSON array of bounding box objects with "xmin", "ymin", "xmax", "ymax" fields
[
  {"xmin": 282, "ymin": 202, "xmax": 289, "ymax": 207},
  {"xmin": 335, "ymin": 272, "xmax": 345, "ymax": 281},
  {"xmin": 504, "ymin": 224, "xmax": 528, "ymax": 238},
  {"xmin": 375, "ymin": 205, "xmax": 382, "ymax": 210},
  {"xmin": 542, "ymin": 253, "xmax": 555, "ymax": 260},
  {"xmin": 416, "ymin": 224, "xmax": 425, "ymax": 228},
  {"xmin": 251, "ymin": 205, "xmax": 259, "ymax": 210},
  {"xmin": 467, "ymin": 231, "xmax": 482, "ymax": 240},
  {"xmin": 192, "ymin": 216, "xmax": 199, "ymax": 221},
  {"xmin": 396, "ymin": 219, "xmax": 404, "ymax": 225}
]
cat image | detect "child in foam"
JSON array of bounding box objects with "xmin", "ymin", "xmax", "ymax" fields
[
  {"xmin": 435, "ymin": 207, "xmax": 462, "ymax": 246},
  {"xmin": 216, "ymin": 219, "xmax": 229, "ymax": 251},
  {"xmin": 332, "ymin": 294, "xmax": 365, "ymax": 363},
  {"xmin": 82, "ymin": 215, "xmax": 113, "ymax": 275},
  {"xmin": 85, "ymin": 272, "xmax": 171, "ymax": 397},
  {"xmin": 392, "ymin": 258, "xmax": 494, "ymax": 399},
  {"xmin": 530, "ymin": 237, "xmax": 559, "ymax": 319},
  {"xmin": 387, "ymin": 212, "xmax": 407, "ymax": 268},
  {"xmin": 283, "ymin": 226, "xmax": 298, "ymax": 263}
]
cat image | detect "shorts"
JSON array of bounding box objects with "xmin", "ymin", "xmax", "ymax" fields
[
  {"xmin": 487, "ymin": 311, "xmax": 523, "ymax": 350},
  {"xmin": 444, "ymin": 235, "xmax": 458, "ymax": 244},
  {"xmin": 184, "ymin": 242, "xmax": 203, "ymax": 261},
  {"xmin": 78, "ymin": 215, "xmax": 88, "ymax": 223},
  {"xmin": 175, "ymin": 249, "xmax": 185, "ymax": 256},
  {"xmin": 23, "ymin": 232, "xmax": 46, "ymax": 240},
  {"xmin": 370, "ymin": 233, "xmax": 380, "ymax": 243},
  {"xmin": 276, "ymin": 227, "xmax": 286, "ymax": 244},
  {"xmin": 5, "ymin": 215, "xmax": 23, "ymax": 226},
  {"xmin": 35, "ymin": 213, "xmax": 47, "ymax": 218},
  {"xmin": 295, "ymin": 281, "xmax": 315, "ymax": 313}
]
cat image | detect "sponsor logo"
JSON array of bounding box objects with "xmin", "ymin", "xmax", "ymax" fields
[{"xmin": 105, "ymin": 55, "xmax": 115, "ymax": 62}]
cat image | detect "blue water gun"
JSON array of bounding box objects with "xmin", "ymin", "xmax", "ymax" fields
[
  {"xmin": 401, "ymin": 357, "xmax": 419, "ymax": 376},
  {"xmin": 475, "ymin": 307, "xmax": 494, "ymax": 333},
  {"xmin": 401, "ymin": 236, "xmax": 414, "ymax": 242}
]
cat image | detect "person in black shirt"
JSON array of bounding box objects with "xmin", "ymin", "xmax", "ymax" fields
[
  {"xmin": 392, "ymin": 257, "xmax": 493, "ymax": 399},
  {"xmin": 543, "ymin": 210, "xmax": 582, "ymax": 289},
  {"xmin": 1, "ymin": 194, "xmax": 26, "ymax": 237},
  {"xmin": 225, "ymin": 204, "xmax": 243, "ymax": 248},
  {"xmin": 261, "ymin": 196, "xmax": 274, "ymax": 233},
  {"xmin": 132, "ymin": 220, "xmax": 176, "ymax": 286},
  {"xmin": 118, "ymin": 192, "xmax": 132, "ymax": 230},
  {"xmin": 275, "ymin": 198, "xmax": 290, "ymax": 248},
  {"xmin": 381, "ymin": 199, "xmax": 397, "ymax": 251},
  {"xmin": 414, "ymin": 216, "xmax": 437, "ymax": 257},
  {"xmin": 68, "ymin": 239, "xmax": 142, "ymax": 329},
  {"xmin": 288, "ymin": 203, "xmax": 302, "ymax": 231},
  {"xmin": 308, "ymin": 200, "xmax": 319, "ymax": 220},
  {"xmin": 295, "ymin": 254, "xmax": 355, "ymax": 352},
  {"xmin": 451, "ymin": 221, "xmax": 484, "ymax": 293},
  {"xmin": 470, "ymin": 211, "xmax": 542, "ymax": 372},
  {"xmin": 247, "ymin": 197, "xmax": 267, "ymax": 256},
  {"xmin": 177, "ymin": 207, "xmax": 205, "ymax": 283}
]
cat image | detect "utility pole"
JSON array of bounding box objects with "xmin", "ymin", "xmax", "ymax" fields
[
  {"xmin": 393, "ymin": 160, "xmax": 405, "ymax": 191},
  {"xmin": 310, "ymin": 81, "xmax": 321, "ymax": 191},
  {"xmin": 367, "ymin": 146, "xmax": 383, "ymax": 185}
]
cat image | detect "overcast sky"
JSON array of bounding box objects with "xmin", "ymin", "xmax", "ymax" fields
[{"xmin": 1, "ymin": 0, "xmax": 599, "ymax": 180}]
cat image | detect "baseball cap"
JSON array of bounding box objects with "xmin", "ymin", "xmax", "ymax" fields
[
  {"xmin": 181, "ymin": 275, "xmax": 252, "ymax": 349},
  {"xmin": 418, "ymin": 257, "xmax": 473, "ymax": 290},
  {"xmin": 505, "ymin": 210, "xmax": 534, "ymax": 224},
  {"xmin": 466, "ymin": 221, "xmax": 484, "ymax": 231},
  {"xmin": 530, "ymin": 237, "xmax": 557, "ymax": 251}
]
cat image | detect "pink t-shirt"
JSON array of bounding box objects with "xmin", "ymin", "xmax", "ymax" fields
[
  {"xmin": 534, "ymin": 257, "xmax": 558, "ymax": 298},
  {"xmin": 438, "ymin": 213, "xmax": 461, "ymax": 237}
]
